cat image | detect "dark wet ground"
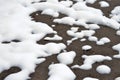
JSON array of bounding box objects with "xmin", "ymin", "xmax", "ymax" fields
[{"xmin": 0, "ymin": 0, "xmax": 120, "ymax": 80}]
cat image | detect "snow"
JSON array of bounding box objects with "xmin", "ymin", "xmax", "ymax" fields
[
  {"xmin": 57, "ymin": 51, "xmax": 76, "ymax": 65},
  {"xmin": 0, "ymin": 41, "xmax": 66, "ymax": 80},
  {"xmin": 44, "ymin": 43, "xmax": 66, "ymax": 54},
  {"xmin": 88, "ymin": 36, "xmax": 98, "ymax": 42},
  {"xmin": 83, "ymin": 77, "xmax": 99, "ymax": 80},
  {"xmin": 0, "ymin": 0, "xmax": 120, "ymax": 80},
  {"xmin": 116, "ymin": 30, "xmax": 120, "ymax": 35},
  {"xmin": 99, "ymin": 37, "xmax": 111, "ymax": 43},
  {"xmin": 99, "ymin": 1, "xmax": 110, "ymax": 7},
  {"xmin": 71, "ymin": 27, "xmax": 79, "ymax": 32},
  {"xmin": 88, "ymin": 24, "xmax": 100, "ymax": 30},
  {"xmin": 110, "ymin": 6, "xmax": 120, "ymax": 22},
  {"xmin": 85, "ymin": 0, "xmax": 97, "ymax": 4},
  {"xmin": 82, "ymin": 45, "xmax": 92, "ymax": 50},
  {"xmin": 33, "ymin": 1, "xmax": 120, "ymax": 29},
  {"xmin": 72, "ymin": 55, "xmax": 112, "ymax": 70},
  {"xmin": 48, "ymin": 63, "xmax": 76, "ymax": 80},
  {"xmin": 54, "ymin": 17, "xmax": 75, "ymax": 25},
  {"xmin": 115, "ymin": 77, "xmax": 120, "ymax": 80},
  {"xmin": 97, "ymin": 37, "xmax": 110, "ymax": 45},
  {"xmin": 60, "ymin": 1, "xmax": 73, "ymax": 7},
  {"xmin": 67, "ymin": 37, "xmax": 78, "ymax": 45},
  {"xmin": 96, "ymin": 41, "xmax": 105, "ymax": 45},
  {"xmin": 67, "ymin": 30, "xmax": 95, "ymax": 38},
  {"xmin": 44, "ymin": 34, "xmax": 62, "ymax": 41},
  {"xmin": 96, "ymin": 65, "xmax": 111, "ymax": 74},
  {"xmin": 41, "ymin": 9, "xmax": 59, "ymax": 17},
  {"xmin": 67, "ymin": 29, "xmax": 95, "ymax": 45},
  {"xmin": 80, "ymin": 38, "xmax": 87, "ymax": 42},
  {"xmin": 112, "ymin": 43, "xmax": 120, "ymax": 58}
]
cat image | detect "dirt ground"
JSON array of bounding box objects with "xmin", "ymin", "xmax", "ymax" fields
[{"xmin": 0, "ymin": 0, "xmax": 120, "ymax": 80}]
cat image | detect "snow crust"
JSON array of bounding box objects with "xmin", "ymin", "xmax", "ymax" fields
[
  {"xmin": 96, "ymin": 65, "xmax": 111, "ymax": 74},
  {"xmin": 57, "ymin": 51, "xmax": 76, "ymax": 65},
  {"xmin": 72, "ymin": 55, "xmax": 112, "ymax": 70},
  {"xmin": 48, "ymin": 63, "xmax": 76, "ymax": 80}
]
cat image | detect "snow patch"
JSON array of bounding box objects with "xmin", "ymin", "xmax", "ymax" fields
[
  {"xmin": 110, "ymin": 6, "xmax": 120, "ymax": 22},
  {"xmin": 44, "ymin": 34, "xmax": 62, "ymax": 41},
  {"xmin": 72, "ymin": 55, "xmax": 112, "ymax": 70},
  {"xmin": 48, "ymin": 63, "xmax": 76, "ymax": 80},
  {"xmin": 82, "ymin": 45, "xmax": 92, "ymax": 50},
  {"xmin": 83, "ymin": 77, "xmax": 99, "ymax": 80},
  {"xmin": 96, "ymin": 65, "xmax": 111, "ymax": 74},
  {"xmin": 112, "ymin": 43, "xmax": 120, "ymax": 58},
  {"xmin": 99, "ymin": 1, "xmax": 110, "ymax": 7},
  {"xmin": 57, "ymin": 51, "xmax": 76, "ymax": 65}
]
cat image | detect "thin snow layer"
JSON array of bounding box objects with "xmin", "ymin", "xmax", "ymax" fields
[
  {"xmin": 0, "ymin": 41, "xmax": 66, "ymax": 80},
  {"xmin": 111, "ymin": 6, "xmax": 120, "ymax": 22},
  {"xmin": 44, "ymin": 34, "xmax": 63, "ymax": 41},
  {"xmin": 57, "ymin": 51, "xmax": 76, "ymax": 65},
  {"xmin": 48, "ymin": 63, "xmax": 76, "ymax": 80},
  {"xmin": 112, "ymin": 43, "xmax": 120, "ymax": 58},
  {"xmin": 32, "ymin": 1, "xmax": 120, "ymax": 29},
  {"xmin": 96, "ymin": 65, "xmax": 111, "ymax": 74},
  {"xmin": 99, "ymin": 1, "xmax": 110, "ymax": 7},
  {"xmin": 82, "ymin": 45, "xmax": 92, "ymax": 50},
  {"xmin": 83, "ymin": 77, "xmax": 99, "ymax": 80},
  {"xmin": 72, "ymin": 55, "xmax": 112, "ymax": 70}
]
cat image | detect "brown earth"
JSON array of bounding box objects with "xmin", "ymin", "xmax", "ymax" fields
[{"xmin": 0, "ymin": 0, "xmax": 120, "ymax": 80}]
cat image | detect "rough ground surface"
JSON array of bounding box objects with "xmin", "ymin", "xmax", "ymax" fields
[{"xmin": 0, "ymin": 0, "xmax": 120, "ymax": 80}]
